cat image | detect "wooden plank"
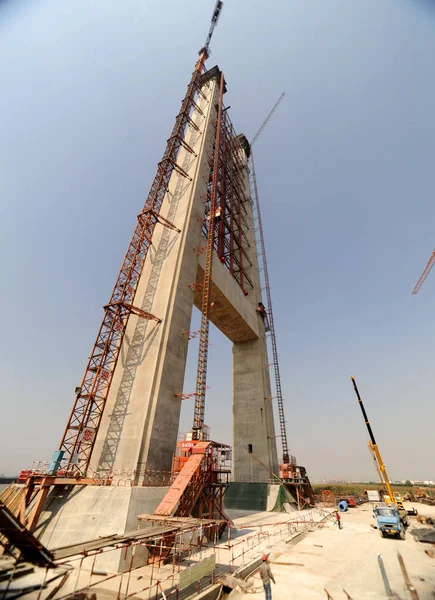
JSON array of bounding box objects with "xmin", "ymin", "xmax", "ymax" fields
[
  {"xmin": 52, "ymin": 525, "xmax": 180, "ymax": 559},
  {"xmin": 0, "ymin": 502, "xmax": 54, "ymax": 566}
]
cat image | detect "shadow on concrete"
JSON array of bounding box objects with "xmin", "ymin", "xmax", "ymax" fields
[
  {"xmin": 95, "ymin": 103, "xmax": 206, "ymax": 476},
  {"xmin": 35, "ymin": 485, "xmax": 85, "ymax": 540}
]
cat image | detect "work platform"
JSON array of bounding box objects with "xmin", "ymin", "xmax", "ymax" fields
[
  {"xmin": 51, "ymin": 515, "xmax": 226, "ymax": 562},
  {"xmin": 1, "ymin": 507, "xmax": 327, "ymax": 600}
]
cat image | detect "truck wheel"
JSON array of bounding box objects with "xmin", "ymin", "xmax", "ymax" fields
[{"xmin": 379, "ymin": 529, "xmax": 385, "ymax": 538}]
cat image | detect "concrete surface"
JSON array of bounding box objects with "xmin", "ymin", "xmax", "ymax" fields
[
  {"xmin": 39, "ymin": 507, "xmax": 324, "ymax": 599},
  {"xmin": 236, "ymin": 502, "xmax": 435, "ymax": 599},
  {"xmin": 42, "ymin": 68, "xmax": 281, "ymax": 562},
  {"xmin": 89, "ymin": 68, "xmax": 278, "ymax": 484},
  {"xmin": 231, "ymin": 140, "xmax": 279, "ymax": 482},
  {"xmin": 232, "ymin": 336, "xmax": 278, "ymax": 482},
  {"xmin": 265, "ymin": 485, "xmax": 280, "ymax": 511},
  {"xmin": 225, "ymin": 483, "xmax": 271, "ymax": 512},
  {"xmin": 36, "ymin": 485, "xmax": 168, "ymax": 573},
  {"xmin": 194, "ymin": 260, "xmax": 260, "ymax": 343},
  {"xmin": 91, "ymin": 73, "xmax": 219, "ymax": 478},
  {"xmin": 224, "ymin": 483, "xmax": 296, "ymax": 513}
]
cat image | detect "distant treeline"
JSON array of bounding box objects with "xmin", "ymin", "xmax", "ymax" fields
[
  {"xmin": 0, "ymin": 477, "xmax": 16, "ymax": 484},
  {"xmin": 312, "ymin": 482, "xmax": 414, "ymax": 496}
]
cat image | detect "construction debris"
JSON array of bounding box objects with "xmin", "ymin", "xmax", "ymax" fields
[
  {"xmin": 0, "ymin": 501, "xmax": 54, "ymax": 566},
  {"xmin": 397, "ymin": 551, "xmax": 419, "ymax": 600},
  {"xmin": 220, "ymin": 574, "xmax": 253, "ymax": 593},
  {"xmin": 411, "ymin": 528, "xmax": 435, "ymax": 544},
  {"xmin": 417, "ymin": 515, "xmax": 435, "ymax": 525},
  {"xmin": 0, "ymin": 557, "xmax": 69, "ymax": 600}
]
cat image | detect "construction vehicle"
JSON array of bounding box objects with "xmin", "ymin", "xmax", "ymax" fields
[
  {"xmin": 373, "ymin": 502, "xmax": 406, "ymax": 539},
  {"xmin": 383, "ymin": 492, "xmax": 417, "ymax": 516},
  {"xmin": 367, "ymin": 442, "xmax": 417, "ymax": 516},
  {"xmin": 351, "ymin": 377, "xmax": 409, "ymax": 536},
  {"xmin": 383, "ymin": 492, "xmax": 404, "ymax": 509}
]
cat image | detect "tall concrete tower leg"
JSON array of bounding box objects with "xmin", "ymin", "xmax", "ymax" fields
[
  {"xmin": 34, "ymin": 70, "xmax": 282, "ymax": 569},
  {"xmin": 233, "ymin": 337, "xmax": 279, "ymax": 482},
  {"xmin": 229, "ymin": 134, "xmax": 279, "ymax": 483},
  {"xmin": 90, "ymin": 75, "xmax": 220, "ymax": 481},
  {"xmin": 35, "ymin": 73, "xmax": 222, "ymax": 567}
]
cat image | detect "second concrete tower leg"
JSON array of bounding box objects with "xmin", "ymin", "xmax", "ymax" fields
[{"xmin": 232, "ymin": 337, "xmax": 279, "ymax": 482}]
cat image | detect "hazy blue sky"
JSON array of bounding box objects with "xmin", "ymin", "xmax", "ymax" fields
[{"xmin": 1, "ymin": 0, "xmax": 435, "ymax": 481}]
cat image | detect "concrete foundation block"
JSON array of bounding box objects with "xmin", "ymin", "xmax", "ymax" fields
[
  {"xmin": 35, "ymin": 485, "xmax": 169, "ymax": 573},
  {"xmin": 224, "ymin": 483, "xmax": 294, "ymax": 512}
]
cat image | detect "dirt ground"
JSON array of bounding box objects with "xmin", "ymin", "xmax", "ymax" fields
[{"xmin": 236, "ymin": 502, "xmax": 435, "ymax": 599}]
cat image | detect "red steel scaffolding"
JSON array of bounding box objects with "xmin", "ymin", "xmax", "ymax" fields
[
  {"xmin": 192, "ymin": 76, "xmax": 254, "ymax": 439},
  {"xmin": 58, "ymin": 8, "xmax": 225, "ymax": 475}
]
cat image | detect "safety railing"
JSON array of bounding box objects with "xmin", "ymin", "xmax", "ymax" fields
[{"xmin": 47, "ymin": 507, "xmax": 331, "ymax": 600}]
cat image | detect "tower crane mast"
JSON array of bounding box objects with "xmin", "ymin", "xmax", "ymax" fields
[
  {"xmin": 412, "ymin": 248, "xmax": 435, "ymax": 294},
  {"xmin": 192, "ymin": 72, "xmax": 225, "ymax": 440},
  {"xmin": 189, "ymin": 2, "xmax": 224, "ymax": 441},
  {"xmin": 249, "ymin": 94, "xmax": 290, "ymax": 464},
  {"xmin": 251, "ymin": 93, "xmax": 285, "ymax": 148},
  {"xmin": 200, "ymin": 1, "xmax": 224, "ymax": 58}
]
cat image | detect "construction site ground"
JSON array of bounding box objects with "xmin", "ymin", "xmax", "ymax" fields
[
  {"xmin": 2, "ymin": 503, "xmax": 435, "ymax": 599},
  {"xmin": 233, "ymin": 502, "xmax": 435, "ymax": 600},
  {"xmin": 1, "ymin": 507, "xmax": 325, "ymax": 599}
]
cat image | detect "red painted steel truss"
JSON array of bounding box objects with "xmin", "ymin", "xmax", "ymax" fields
[
  {"xmin": 192, "ymin": 74, "xmax": 254, "ymax": 438},
  {"xmin": 201, "ymin": 108, "xmax": 254, "ymax": 293},
  {"xmin": 58, "ymin": 53, "xmax": 210, "ymax": 474},
  {"xmin": 57, "ymin": 58, "xmax": 256, "ymax": 470}
]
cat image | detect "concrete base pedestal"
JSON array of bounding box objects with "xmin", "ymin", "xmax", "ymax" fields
[
  {"xmin": 35, "ymin": 486, "xmax": 168, "ymax": 573},
  {"xmin": 224, "ymin": 483, "xmax": 297, "ymax": 513}
]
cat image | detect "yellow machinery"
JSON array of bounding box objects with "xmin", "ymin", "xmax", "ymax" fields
[
  {"xmin": 383, "ymin": 492, "xmax": 405, "ymax": 510},
  {"xmin": 351, "ymin": 377, "xmax": 401, "ymax": 510},
  {"xmin": 366, "ymin": 440, "xmax": 405, "ymax": 508},
  {"xmin": 367, "ymin": 441, "xmax": 383, "ymax": 488}
]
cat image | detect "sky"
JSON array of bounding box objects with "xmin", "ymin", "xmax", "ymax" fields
[{"xmin": 1, "ymin": 0, "xmax": 435, "ymax": 481}]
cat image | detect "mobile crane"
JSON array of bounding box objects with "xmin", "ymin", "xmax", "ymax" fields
[{"xmin": 351, "ymin": 376, "xmax": 409, "ymax": 538}]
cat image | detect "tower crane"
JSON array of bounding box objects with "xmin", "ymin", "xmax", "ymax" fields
[
  {"xmin": 192, "ymin": 72, "xmax": 225, "ymax": 440},
  {"xmin": 189, "ymin": 2, "xmax": 224, "ymax": 442},
  {"xmin": 251, "ymin": 93, "xmax": 285, "ymax": 147},
  {"xmin": 19, "ymin": 0, "xmax": 224, "ymax": 489},
  {"xmin": 13, "ymin": 0, "xmax": 226, "ymax": 534},
  {"xmin": 200, "ymin": 1, "xmax": 224, "ymax": 58},
  {"xmin": 249, "ymin": 93, "xmax": 290, "ymax": 465},
  {"xmin": 57, "ymin": 0, "xmax": 225, "ymax": 471},
  {"xmin": 190, "ymin": 90, "xmax": 286, "ymax": 445},
  {"xmin": 412, "ymin": 248, "xmax": 435, "ymax": 294}
]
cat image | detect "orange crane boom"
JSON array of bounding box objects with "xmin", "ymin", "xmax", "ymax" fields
[{"xmin": 412, "ymin": 248, "xmax": 435, "ymax": 294}]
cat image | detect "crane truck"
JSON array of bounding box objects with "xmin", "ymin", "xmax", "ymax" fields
[{"xmin": 351, "ymin": 377, "xmax": 409, "ymax": 538}]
